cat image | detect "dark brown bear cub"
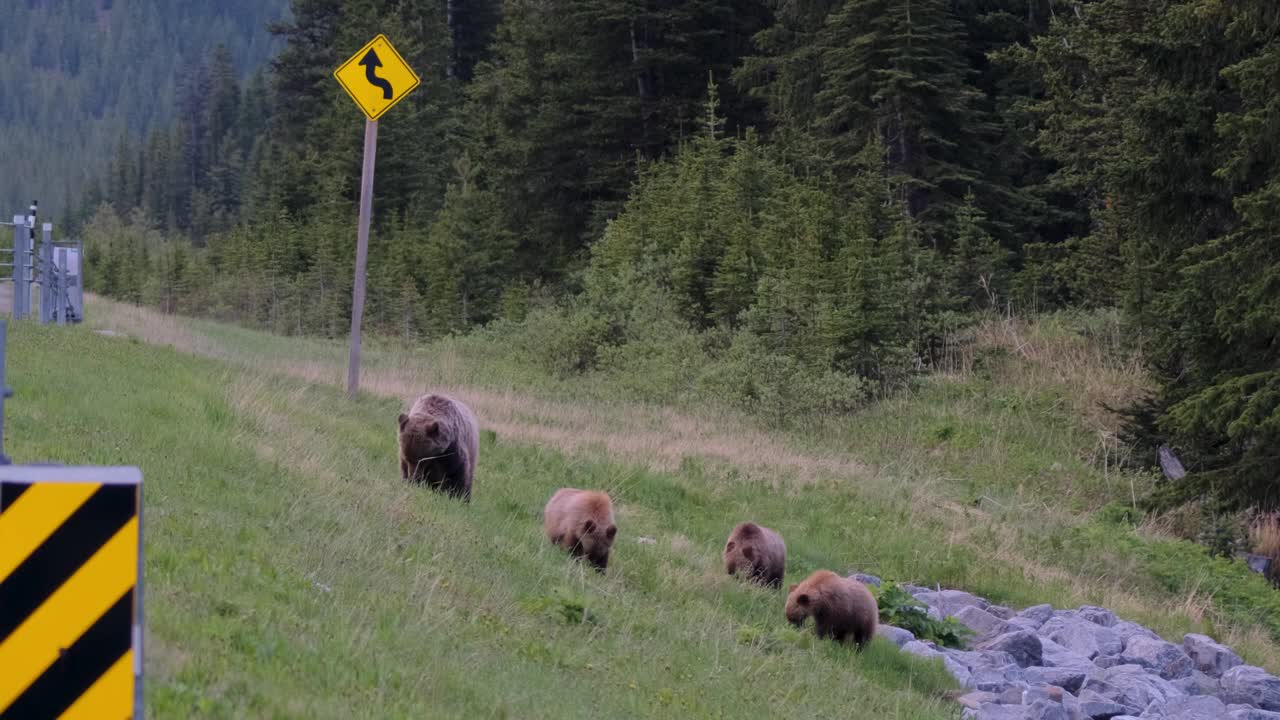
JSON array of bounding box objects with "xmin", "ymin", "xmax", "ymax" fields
[
  {"xmin": 543, "ymin": 488, "xmax": 617, "ymax": 571},
  {"xmin": 398, "ymin": 393, "xmax": 479, "ymax": 502},
  {"xmin": 784, "ymin": 570, "xmax": 878, "ymax": 647},
  {"xmin": 723, "ymin": 522, "xmax": 786, "ymax": 587}
]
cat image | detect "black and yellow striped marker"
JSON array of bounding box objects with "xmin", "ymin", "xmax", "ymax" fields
[{"xmin": 0, "ymin": 467, "xmax": 143, "ymax": 720}]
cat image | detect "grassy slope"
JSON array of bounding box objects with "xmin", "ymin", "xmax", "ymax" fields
[
  {"xmin": 11, "ymin": 299, "xmax": 1280, "ymax": 717},
  {"xmin": 7, "ymin": 322, "xmax": 958, "ymax": 719}
]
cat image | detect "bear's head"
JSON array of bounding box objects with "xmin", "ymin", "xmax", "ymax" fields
[
  {"xmin": 399, "ymin": 412, "xmax": 451, "ymax": 473},
  {"xmin": 577, "ymin": 517, "xmax": 617, "ymax": 571},
  {"xmin": 784, "ymin": 583, "xmax": 814, "ymax": 627},
  {"xmin": 723, "ymin": 538, "xmax": 757, "ymax": 577}
]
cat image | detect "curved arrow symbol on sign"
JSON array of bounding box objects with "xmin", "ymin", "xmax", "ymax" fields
[{"xmin": 359, "ymin": 49, "xmax": 394, "ymax": 100}]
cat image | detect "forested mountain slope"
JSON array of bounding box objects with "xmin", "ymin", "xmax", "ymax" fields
[
  {"xmin": 0, "ymin": 0, "xmax": 289, "ymax": 217},
  {"xmin": 67, "ymin": 0, "xmax": 1280, "ymax": 543}
]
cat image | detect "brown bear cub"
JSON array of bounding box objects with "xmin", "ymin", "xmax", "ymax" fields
[
  {"xmin": 723, "ymin": 522, "xmax": 786, "ymax": 587},
  {"xmin": 543, "ymin": 488, "xmax": 617, "ymax": 571},
  {"xmin": 398, "ymin": 394, "xmax": 479, "ymax": 502},
  {"xmin": 784, "ymin": 570, "xmax": 878, "ymax": 648}
]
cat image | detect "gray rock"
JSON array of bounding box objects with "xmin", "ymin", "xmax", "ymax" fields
[
  {"xmin": 917, "ymin": 589, "xmax": 991, "ymax": 616},
  {"xmin": 957, "ymin": 605, "xmax": 1016, "ymax": 641},
  {"xmin": 968, "ymin": 664, "xmax": 1028, "ymax": 693},
  {"xmin": 1183, "ymin": 633, "xmax": 1244, "ymax": 678},
  {"xmin": 1119, "ymin": 635, "xmax": 1195, "ymax": 680},
  {"xmin": 1092, "ymin": 664, "xmax": 1185, "ymax": 710},
  {"xmin": 957, "ymin": 691, "xmax": 999, "ymax": 710},
  {"xmin": 1042, "ymin": 616, "xmax": 1123, "ymax": 659},
  {"xmin": 1094, "ymin": 656, "xmax": 1129, "ymax": 669},
  {"xmin": 1171, "ymin": 670, "xmax": 1221, "ymax": 697},
  {"xmin": 1138, "ymin": 695, "xmax": 1227, "ymax": 719},
  {"xmin": 974, "ymin": 701, "xmax": 1070, "ymax": 720},
  {"xmin": 1019, "ymin": 604, "xmax": 1056, "ymax": 628},
  {"xmin": 945, "ymin": 656, "xmax": 975, "ymax": 687},
  {"xmin": 1077, "ymin": 688, "xmax": 1138, "ymax": 720},
  {"xmin": 975, "ymin": 705, "xmax": 1033, "ymax": 720},
  {"xmin": 988, "ymin": 605, "xmax": 1015, "ymax": 620},
  {"xmin": 1228, "ymin": 706, "xmax": 1280, "ymax": 720},
  {"xmin": 1025, "ymin": 666, "xmax": 1089, "ymax": 694},
  {"xmin": 876, "ymin": 624, "xmax": 915, "ymax": 648},
  {"xmin": 1039, "ymin": 637, "xmax": 1096, "ymax": 671},
  {"xmin": 945, "ymin": 649, "xmax": 1019, "ymax": 672},
  {"xmin": 1221, "ymin": 665, "xmax": 1280, "ymax": 711},
  {"xmin": 1112, "ymin": 621, "xmax": 1161, "ymax": 645},
  {"xmin": 901, "ymin": 640, "xmax": 941, "ymax": 659},
  {"xmin": 901, "ymin": 583, "xmax": 932, "ymax": 598},
  {"xmin": 1078, "ymin": 606, "xmax": 1119, "ymax": 628},
  {"xmin": 851, "ymin": 572, "xmax": 882, "ymax": 588},
  {"xmin": 979, "ymin": 631, "xmax": 1044, "ymax": 668},
  {"xmin": 1246, "ymin": 554, "xmax": 1273, "ymax": 577}
]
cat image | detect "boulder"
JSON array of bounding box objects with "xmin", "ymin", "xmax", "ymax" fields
[
  {"xmin": 1138, "ymin": 695, "xmax": 1227, "ymax": 719},
  {"xmin": 957, "ymin": 606, "xmax": 1015, "ymax": 641},
  {"xmin": 979, "ymin": 631, "xmax": 1044, "ymax": 668},
  {"xmin": 1039, "ymin": 637, "xmax": 1096, "ymax": 672},
  {"xmin": 902, "ymin": 640, "xmax": 941, "ymax": 659},
  {"xmin": 1041, "ymin": 616, "xmax": 1123, "ymax": 659},
  {"xmin": 967, "ymin": 664, "xmax": 1027, "ymax": 693},
  {"xmin": 1018, "ymin": 604, "xmax": 1055, "ymax": 629},
  {"xmin": 1182, "ymin": 633, "xmax": 1244, "ymax": 678},
  {"xmin": 957, "ymin": 691, "xmax": 999, "ymax": 710},
  {"xmin": 1024, "ymin": 666, "xmax": 1089, "ymax": 694},
  {"xmin": 1228, "ymin": 707, "xmax": 1280, "ymax": 720},
  {"xmin": 1111, "ymin": 621, "xmax": 1161, "ymax": 645},
  {"xmin": 876, "ymin": 625, "xmax": 915, "ymax": 648},
  {"xmin": 917, "ymin": 589, "xmax": 991, "ymax": 616},
  {"xmin": 1246, "ymin": 554, "xmax": 1272, "ymax": 577},
  {"xmin": 850, "ymin": 572, "xmax": 882, "ymax": 588},
  {"xmin": 1082, "ymin": 664, "xmax": 1184, "ymax": 710},
  {"xmin": 1119, "ymin": 635, "xmax": 1195, "ymax": 680},
  {"xmin": 988, "ymin": 605, "xmax": 1016, "ymax": 620},
  {"xmin": 1170, "ymin": 670, "xmax": 1221, "ymax": 698},
  {"xmin": 1078, "ymin": 606, "xmax": 1119, "ymax": 628},
  {"xmin": 1077, "ymin": 688, "xmax": 1138, "ymax": 719},
  {"xmin": 1221, "ymin": 665, "xmax": 1280, "ymax": 712}
]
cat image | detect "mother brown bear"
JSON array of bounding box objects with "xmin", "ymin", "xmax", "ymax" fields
[{"xmin": 398, "ymin": 393, "xmax": 479, "ymax": 502}]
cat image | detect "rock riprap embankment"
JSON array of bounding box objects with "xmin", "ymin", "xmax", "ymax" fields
[{"xmin": 854, "ymin": 574, "xmax": 1274, "ymax": 720}]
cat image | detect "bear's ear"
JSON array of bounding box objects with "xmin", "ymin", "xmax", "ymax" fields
[
  {"xmin": 398, "ymin": 413, "xmax": 409, "ymax": 430},
  {"xmin": 742, "ymin": 546, "xmax": 755, "ymax": 560},
  {"xmin": 788, "ymin": 583, "xmax": 798, "ymax": 593},
  {"xmin": 605, "ymin": 525, "xmax": 617, "ymax": 539},
  {"xmin": 582, "ymin": 519, "xmax": 596, "ymax": 534},
  {"xmin": 795, "ymin": 593, "xmax": 810, "ymax": 606},
  {"xmin": 726, "ymin": 541, "xmax": 736, "ymax": 552}
]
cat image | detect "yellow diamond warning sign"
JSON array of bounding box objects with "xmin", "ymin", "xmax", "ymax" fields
[{"xmin": 334, "ymin": 35, "xmax": 421, "ymax": 121}]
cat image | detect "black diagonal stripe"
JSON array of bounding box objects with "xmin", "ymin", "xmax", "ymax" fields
[
  {"xmin": 0, "ymin": 587, "xmax": 133, "ymax": 720},
  {"xmin": 0, "ymin": 482, "xmax": 30, "ymax": 514},
  {"xmin": 0, "ymin": 484, "xmax": 135, "ymax": 643}
]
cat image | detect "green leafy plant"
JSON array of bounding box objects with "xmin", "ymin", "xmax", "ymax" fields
[{"xmin": 874, "ymin": 582, "xmax": 971, "ymax": 649}]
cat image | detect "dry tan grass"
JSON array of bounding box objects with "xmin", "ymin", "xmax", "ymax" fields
[
  {"xmin": 1251, "ymin": 513, "xmax": 1280, "ymax": 561},
  {"xmin": 942, "ymin": 314, "xmax": 1150, "ymax": 439}
]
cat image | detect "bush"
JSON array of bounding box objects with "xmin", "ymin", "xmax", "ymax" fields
[{"xmin": 873, "ymin": 581, "xmax": 971, "ymax": 649}]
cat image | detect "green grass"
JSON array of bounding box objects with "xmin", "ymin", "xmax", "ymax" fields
[
  {"xmin": 6, "ymin": 323, "xmax": 962, "ymax": 719},
  {"xmin": 23, "ymin": 298, "xmax": 1280, "ymax": 716}
]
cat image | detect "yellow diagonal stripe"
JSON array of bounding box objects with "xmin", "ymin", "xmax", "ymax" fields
[
  {"xmin": 0, "ymin": 482, "xmax": 100, "ymax": 582},
  {"xmin": 57, "ymin": 649, "xmax": 134, "ymax": 720},
  {"xmin": 0, "ymin": 517, "xmax": 138, "ymax": 710}
]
